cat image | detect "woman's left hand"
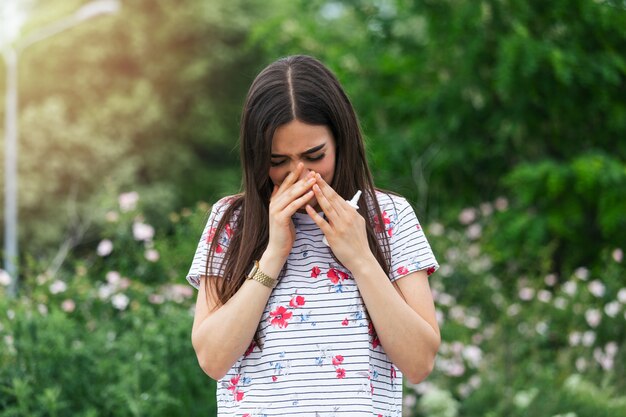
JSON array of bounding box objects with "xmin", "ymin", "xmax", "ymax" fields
[{"xmin": 305, "ymin": 173, "xmax": 372, "ymax": 272}]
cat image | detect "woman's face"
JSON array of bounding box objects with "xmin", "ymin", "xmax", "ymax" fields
[{"xmin": 269, "ymin": 119, "xmax": 336, "ymax": 211}]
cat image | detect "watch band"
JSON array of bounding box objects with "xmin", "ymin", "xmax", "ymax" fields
[{"xmin": 247, "ymin": 260, "xmax": 278, "ymax": 288}]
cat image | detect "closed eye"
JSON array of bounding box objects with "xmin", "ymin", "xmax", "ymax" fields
[{"xmin": 270, "ymin": 153, "xmax": 325, "ymax": 167}]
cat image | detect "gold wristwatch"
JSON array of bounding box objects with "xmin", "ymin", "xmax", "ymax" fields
[{"xmin": 246, "ymin": 260, "xmax": 278, "ymax": 288}]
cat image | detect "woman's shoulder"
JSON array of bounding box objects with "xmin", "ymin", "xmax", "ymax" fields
[
  {"xmin": 212, "ymin": 194, "xmax": 242, "ymax": 212},
  {"xmin": 373, "ymin": 189, "xmax": 412, "ymax": 213}
]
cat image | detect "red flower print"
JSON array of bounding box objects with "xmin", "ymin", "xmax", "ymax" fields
[
  {"xmin": 272, "ymin": 375, "xmax": 278, "ymax": 382},
  {"xmin": 311, "ymin": 266, "xmax": 321, "ymax": 278},
  {"xmin": 225, "ymin": 223, "xmax": 233, "ymax": 238},
  {"xmin": 341, "ymin": 318, "xmax": 349, "ymax": 326},
  {"xmin": 390, "ymin": 365, "xmax": 397, "ymax": 379},
  {"xmin": 374, "ymin": 211, "xmax": 392, "ymax": 237},
  {"xmin": 397, "ymin": 266, "xmax": 409, "ymax": 276},
  {"xmin": 206, "ymin": 227, "xmax": 217, "ymax": 244},
  {"xmin": 427, "ymin": 266, "xmax": 436, "ymax": 276},
  {"xmin": 289, "ymin": 295, "xmax": 306, "ymax": 308},
  {"xmin": 416, "ymin": 224, "xmax": 422, "ymax": 231},
  {"xmin": 244, "ymin": 341, "xmax": 255, "ymax": 357},
  {"xmin": 327, "ymin": 268, "xmax": 340, "ymax": 284},
  {"xmin": 227, "ymin": 374, "xmax": 245, "ymax": 402},
  {"xmin": 368, "ymin": 322, "xmax": 381, "ymax": 349},
  {"xmin": 332, "ymin": 355, "xmax": 344, "ymax": 366},
  {"xmin": 243, "ymin": 414, "xmax": 251, "ymax": 417},
  {"xmin": 372, "ymin": 337, "xmax": 380, "ymax": 349},
  {"xmin": 269, "ymin": 305, "xmax": 293, "ymax": 328},
  {"xmin": 336, "ymin": 368, "xmax": 346, "ymax": 379},
  {"xmin": 328, "ymin": 268, "xmax": 351, "ymax": 284},
  {"xmin": 234, "ymin": 390, "xmax": 244, "ymax": 401}
]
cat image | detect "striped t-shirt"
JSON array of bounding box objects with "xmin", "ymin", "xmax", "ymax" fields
[{"xmin": 186, "ymin": 191, "xmax": 439, "ymax": 417}]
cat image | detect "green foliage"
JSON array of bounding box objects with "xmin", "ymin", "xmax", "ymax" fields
[
  {"xmin": 0, "ymin": 198, "xmax": 217, "ymax": 417},
  {"xmin": 484, "ymin": 152, "xmax": 626, "ymax": 276},
  {"xmin": 1, "ymin": 0, "xmax": 625, "ymax": 415}
]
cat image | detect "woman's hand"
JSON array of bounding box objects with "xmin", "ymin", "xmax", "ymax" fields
[
  {"xmin": 305, "ymin": 173, "xmax": 372, "ymax": 272},
  {"xmin": 266, "ymin": 163, "xmax": 317, "ymax": 260}
]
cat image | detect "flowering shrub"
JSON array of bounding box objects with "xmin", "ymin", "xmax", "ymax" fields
[
  {"xmin": 0, "ymin": 192, "xmax": 217, "ymax": 417},
  {"xmin": 1, "ymin": 191, "xmax": 624, "ymax": 417},
  {"xmin": 402, "ymin": 198, "xmax": 626, "ymax": 417}
]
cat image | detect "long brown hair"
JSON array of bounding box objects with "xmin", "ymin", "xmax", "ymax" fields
[{"xmin": 204, "ymin": 55, "xmax": 395, "ymax": 344}]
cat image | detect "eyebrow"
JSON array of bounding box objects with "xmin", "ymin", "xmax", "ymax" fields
[{"xmin": 271, "ymin": 143, "xmax": 326, "ymax": 158}]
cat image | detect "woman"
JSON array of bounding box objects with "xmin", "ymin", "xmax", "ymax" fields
[{"xmin": 187, "ymin": 55, "xmax": 440, "ymax": 416}]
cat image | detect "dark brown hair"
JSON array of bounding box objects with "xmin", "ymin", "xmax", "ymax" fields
[{"xmin": 204, "ymin": 55, "xmax": 395, "ymax": 345}]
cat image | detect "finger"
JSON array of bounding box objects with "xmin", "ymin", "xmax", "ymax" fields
[
  {"xmin": 271, "ymin": 184, "xmax": 279, "ymax": 198},
  {"xmin": 312, "ymin": 183, "xmax": 340, "ymax": 221},
  {"xmin": 282, "ymin": 190, "xmax": 316, "ymax": 217},
  {"xmin": 277, "ymin": 162, "xmax": 305, "ymax": 195},
  {"xmin": 314, "ymin": 174, "xmax": 346, "ymax": 213},
  {"xmin": 273, "ymin": 175, "xmax": 316, "ymax": 211},
  {"xmin": 305, "ymin": 204, "xmax": 333, "ymax": 235}
]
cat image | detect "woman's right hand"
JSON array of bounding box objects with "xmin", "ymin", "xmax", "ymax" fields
[{"xmin": 266, "ymin": 163, "xmax": 316, "ymax": 260}]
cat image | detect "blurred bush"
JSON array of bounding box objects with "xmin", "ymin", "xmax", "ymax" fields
[{"xmin": 0, "ymin": 191, "xmax": 217, "ymax": 416}]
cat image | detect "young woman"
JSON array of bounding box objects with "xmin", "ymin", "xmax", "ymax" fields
[{"xmin": 187, "ymin": 55, "xmax": 440, "ymax": 417}]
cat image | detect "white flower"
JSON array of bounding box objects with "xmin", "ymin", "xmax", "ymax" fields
[
  {"xmin": 604, "ymin": 301, "xmax": 620, "ymax": 317},
  {"xmin": 132, "ymin": 222, "xmax": 155, "ymax": 242},
  {"xmin": 574, "ymin": 267, "xmax": 589, "ymax": 281},
  {"xmin": 148, "ymin": 294, "xmax": 165, "ymax": 304},
  {"xmin": 118, "ymin": 191, "xmax": 139, "ymax": 212},
  {"xmin": 587, "ymin": 280, "xmax": 605, "ymax": 298},
  {"xmin": 537, "ymin": 290, "xmax": 552, "ymax": 303},
  {"xmin": 554, "ymin": 297, "xmax": 567, "ymax": 310},
  {"xmin": 106, "ymin": 271, "xmax": 121, "ymax": 286},
  {"xmin": 458, "ymin": 208, "xmax": 477, "ymax": 225},
  {"xmin": 62, "ymin": 299, "xmax": 76, "ymax": 313},
  {"xmin": 0, "ymin": 269, "xmax": 12, "ymax": 286},
  {"xmin": 436, "ymin": 292, "xmax": 455, "ymax": 307},
  {"xmin": 98, "ymin": 284, "xmax": 113, "ymax": 300},
  {"xmin": 462, "ymin": 345, "xmax": 483, "ymax": 367},
  {"xmin": 464, "ymin": 316, "xmax": 481, "ymax": 329},
  {"xmin": 105, "ymin": 211, "xmax": 119, "ymax": 222},
  {"xmin": 144, "ymin": 249, "xmax": 160, "ymax": 262},
  {"xmin": 612, "ymin": 248, "xmax": 623, "ymax": 263},
  {"xmin": 575, "ymin": 357, "xmax": 587, "ymax": 372},
  {"xmin": 582, "ymin": 330, "xmax": 596, "ymax": 347},
  {"xmin": 507, "ymin": 304, "xmax": 521, "ymax": 316},
  {"xmin": 519, "ymin": 287, "xmax": 535, "ymax": 301},
  {"xmin": 605, "ymin": 341, "xmax": 618, "ymax": 357},
  {"xmin": 429, "ymin": 222, "xmax": 444, "ymax": 236},
  {"xmin": 617, "ymin": 288, "xmax": 626, "ymax": 304},
  {"xmin": 403, "ymin": 393, "xmax": 417, "ymax": 408},
  {"xmin": 535, "ymin": 321, "xmax": 549, "ymax": 336},
  {"xmin": 494, "ymin": 197, "xmax": 509, "ymax": 211},
  {"xmin": 97, "ymin": 239, "xmax": 113, "ymax": 257},
  {"xmin": 466, "ymin": 224, "xmax": 482, "ymax": 240},
  {"xmin": 37, "ymin": 304, "xmax": 48, "ymax": 316},
  {"xmin": 163, "ymin": 284, "xmax": 194, "ymax": 303},
  {"xmin": 111, "ymin": 293, "xmax": 130, "ymax": 310},
  {"xmin": 544, "ymin": 274, "xmax": 557, "ymax": 287},
  {"xmin": 585, "ymin": 309, "xmax": 602, "ymax": 328},
  {"xmin": 562, "ymin": 281, "xmax": 577, "ymax": 296},
  {"xmin": 594, "ymin": 347, "xmax": 614, "ymax": 371},
  {"xmin": 568, "ymin": 331, "xmax": 581, "ymax": 347},
  {"xmin": 49, "ymin": 280, "xmax": 67, "ymax": 294},
  {"xmin": 479, "ymin": 202, "xmax": 493, "ymax": 216}
]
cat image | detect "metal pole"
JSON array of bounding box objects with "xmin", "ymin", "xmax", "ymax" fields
[{"xmin": 3, "ymin": 47, "xmax": 18, "ymax": 298}]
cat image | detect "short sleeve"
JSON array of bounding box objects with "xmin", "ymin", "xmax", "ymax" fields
[
  {"xmin": 385, "ymin": 196, "xmax": 439, "ymax": 282},
  {"xmin": 185, "ymin": 197, "xmax": 234, "ymax": 290}
]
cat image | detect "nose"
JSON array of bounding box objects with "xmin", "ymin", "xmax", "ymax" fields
[{"xmin": 289, "ymin": 161, "xmax": 312, "ymax": 181}]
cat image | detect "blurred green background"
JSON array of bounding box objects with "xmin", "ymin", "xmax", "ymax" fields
[{"xmin": 1, "ymin": 0, "xmax": 625, "ymax": 416}]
